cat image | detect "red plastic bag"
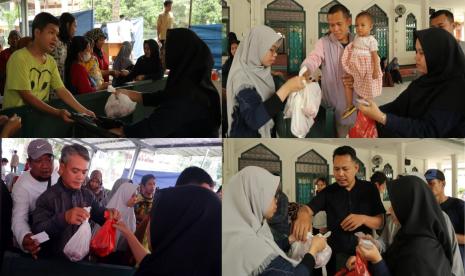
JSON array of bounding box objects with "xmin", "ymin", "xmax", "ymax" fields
[
  {"xmin": 334, "ymin": 252, "xmax": 371, "ymax": 276},
  {"xmin": 90, "ymin": 211, "xmax": 116, "ymax": 257},
  {"xmin": 348, "ymin": 111, "xmax": 378, "ymax": 138}
]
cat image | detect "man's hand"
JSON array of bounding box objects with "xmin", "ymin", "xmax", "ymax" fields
[
  {"xmin": 65, "ymin": 207, "xmax": 90, "ymax": 225},
  {"xmin": 58, "ymin": 109, "xmax": 73, "ymax": 123},
  {"xmin": 22, "ymin": 233, "xmax": 40, "ymax": 259},
  {"xmin": 292, "ymin": 206, "xmax": 312, "ymax": 241},
  {"xmin": 341, "ymin": 214, "xmax": 366, "ymax": 231}
]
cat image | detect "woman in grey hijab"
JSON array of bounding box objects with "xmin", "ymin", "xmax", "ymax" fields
[
  {"xmin": 113, "ymin": 41, "xmax": 134, "ymax": 71},
  {"xmin": 222, "ymin": 166, "xmax": 327, "ymax": 276},
  {"xmin": 226, "ymin": 25, "xmax": 306, "ymax": 138}
]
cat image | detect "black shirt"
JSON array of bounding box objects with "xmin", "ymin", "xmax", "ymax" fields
[
  {"xmin": 440, "ymin": 197, "xmax": 465, "ymax": 235},
  {"xmin": 308, "ymin": 178, "xmax": 386, "ymax": 254}
]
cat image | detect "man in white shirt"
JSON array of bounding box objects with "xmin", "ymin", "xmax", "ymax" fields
[
  {"xmin": 117, "ymin": 15, "xmax": 134, "ymax": 44},
  {"xmin": 11, "ymin": 139, "xmax": 59, "ymax": 259}
]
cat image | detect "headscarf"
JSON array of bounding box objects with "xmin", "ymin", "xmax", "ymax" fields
[
  {"xmin": 226, "ymin": 25, "xmax": 282, "ymax": 138},
  {"xmin": 105, "ymin": 181, "xmax": 137, "ymax": 251},
  {"xmin": 164, "ymin": 28, "xmax": 220, "ymax": 131},
  {"xmin": 384, "ymin": 175, "xmax": 453, "ymax": 275},
  {"xmin": 381, "ymin": 28, "xmax": 465, "ymax": 119},
  {"xmin": 113, "ymin": 41, "xmax": 133, "ymax": 71},
  {"xmin": 222, "ymin": 166, "xmax": 298, "ymax": 276},
  {"xmin": 386, "ymin": 57, "xmax": 398, "ymax": 72},
  {"xmin": 134, "ymin": 185, "xmax": 221, "ymax": 276},
  {"xmin": 84, "ymin": 28, "xmax": 107, "ymax": 59}
]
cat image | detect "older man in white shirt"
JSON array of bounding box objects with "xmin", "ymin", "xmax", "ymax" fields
[{"xmin": 11, "ymin": 139, "xmax": 59, "ymax": 259}]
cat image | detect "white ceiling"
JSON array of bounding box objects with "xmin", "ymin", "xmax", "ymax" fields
[
  {"xmin": 430, "ymin": 0, "xmax": 465, "ymax": 15},
  {"xmin": 51, "ymin": 138, "xmax": 223, "ymax": 157}
]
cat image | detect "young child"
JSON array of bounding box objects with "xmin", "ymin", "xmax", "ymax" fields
[{"xmin": 341, "ymin": 11, "xmax": 382, "ymax": 119}]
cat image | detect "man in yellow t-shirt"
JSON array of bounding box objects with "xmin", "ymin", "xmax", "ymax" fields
[{"xmin": 2, "ymin": 12, "xmax": 94, "ymax": 122}]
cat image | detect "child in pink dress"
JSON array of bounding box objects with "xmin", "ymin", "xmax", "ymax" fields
[{"xmin": 341, "ymin": 11, "xmax": 382, "ymax": 119}]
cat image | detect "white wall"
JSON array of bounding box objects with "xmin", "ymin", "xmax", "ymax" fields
[
  {"xmin": 226, "ymin": 0, "xmax": 429, "ymax": 65},
  {"xmin": 224, "ymin": 139, "xmax": 404, "ymax": 201}
]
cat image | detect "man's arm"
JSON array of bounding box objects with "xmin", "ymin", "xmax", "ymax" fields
[
  {"xmin": 301, "ymin": 38, "xmax": 325, "ymax": 74},
  {"xmin": 19, "ymin": 91, "xmax": 61, "ymax": 117},
  {"xmin": 292, "ymin": 205, "xmax": 315, "ymax": 241},
  {"xmin": 341, "ymin": 213, "xmax": 384, "ymax": 232},
  {"xmin": 11, "ymin": 183, "xmax": 32, "ymax": 251},
  {"xmin": 55, "ymin": 87, "xmax": 95, "ymax": 116}
]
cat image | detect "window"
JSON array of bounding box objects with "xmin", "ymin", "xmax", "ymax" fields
[{"xmin": 406, "ymin": 13, "xmax": 416, "ymax": 51}]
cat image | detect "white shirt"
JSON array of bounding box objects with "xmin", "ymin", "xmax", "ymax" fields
[
  {"xmin": 118, "ymin": 19, "xmax": 133, "ymax": 42},
  {"xmin": 11, "ymin": 170, "xmax": 59, "ymax": 251}
]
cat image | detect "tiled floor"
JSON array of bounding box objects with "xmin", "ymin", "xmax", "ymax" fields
[{"xmin": 374, "ymin": 81, "xmax": 411, "ymax": 106}]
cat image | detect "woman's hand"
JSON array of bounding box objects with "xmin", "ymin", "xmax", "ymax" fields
[
  {"xmin": 358, "ymin": 98, "xmax": 386, "ymax": 125},
  {"xmin": 288, "ymin": 234, "xmax": 297, "ymax": 244},
  {"xmin": 357, "ymin": 243, "xmax": 383, "ymax": 264},
  {"xmin": 121, "ymin": 70, "xmax": 130, "ymax": 77},
  {"xmin": 98, "ymin": 82, "xmax": 109, "ymax": 91},
  {"xmin": 112, "ymin": 221, "xmax": 132, "ymax": 237},
  {"xmin": 83, "ymin": 109, "xmax": 96, "ymax": 118},
  {"xmin": 309, "ymin": 236, "xmax": 327, "ymax": 257},
  {"xmin": 346, "ymin": 255, "xmax": 356, "ymax": 270},
  {"xmin": 276, "ymin": 76, "xmax": 305, "ymax": 102}
]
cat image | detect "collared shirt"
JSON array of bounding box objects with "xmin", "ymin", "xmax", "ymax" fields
[{"xmin": 308, "ymin": 178, "xmax": 386, "ymax": 254}]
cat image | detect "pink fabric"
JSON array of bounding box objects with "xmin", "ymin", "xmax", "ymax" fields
[
  {"xmin": 301, "ymin": 39, "xmax": 325, "ymax": 74},
  {"xmin": 342, "ymin": 43, "xmax": 382, "ymax": 99}
]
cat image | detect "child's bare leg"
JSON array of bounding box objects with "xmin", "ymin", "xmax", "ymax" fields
[{"xmin": 342, "ymin": 85, "xmax": 356, "ymax": 119}]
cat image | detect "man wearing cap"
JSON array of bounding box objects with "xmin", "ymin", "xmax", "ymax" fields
[
  {"xmin": 425, "ymin": 169, "xmax": 465, "ymax": 267},
  {"xmin": 32, "ymin": 144, "xmax": 120, "ymax": 259},
  {"xmin": 11, "ymin": 139, "xmax": 59, "ymax": 259}
]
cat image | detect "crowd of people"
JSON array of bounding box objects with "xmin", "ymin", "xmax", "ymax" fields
[
  {"xmin": 223, "ymin": 145, "xmax": 465, "ymax": 276},
  {"xmin": 223, "ymin": 5, "xmax": 465, "ymax": 138},
  {"xmin": 0, "ymin": 139, "xmax": 221, "ymax": 275},
  {"xmin": 0, "ymin": 0, "xmax": 221, "ymax": 138}
]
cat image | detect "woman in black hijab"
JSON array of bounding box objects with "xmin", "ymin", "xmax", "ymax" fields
[
  {"xmin": 112, "ymin": 28, "xmax": 221, "ymax": 137},
  {"xmin": 114, "ymin": 39, "xmax": 163, "ymax": 86},
  {"xmin": 113, "ymin": 185, "xmax": 221, "ymax": 276},
  {"xmin": 358, "ymin": 28, "xmax": 465, "ymax": 137},
  {"xmin": 356, "ymin": 176, "xmax": 453, "ymax": 275}
]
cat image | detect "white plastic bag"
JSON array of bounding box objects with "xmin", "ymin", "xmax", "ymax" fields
[
  {"xmin": 288, "ymin": 232, "xmax": 332, "ymax": 269},
  {"xmin": 63, "ymin": 207, "xmax": 92, "ymax": 262},
  {"xmin": 283, "ymin": 67, "xmax": 322, "ymax": 138},
  {"xmin": 104, "ymin": 87, "xmax": 136, "ymax": 118}
]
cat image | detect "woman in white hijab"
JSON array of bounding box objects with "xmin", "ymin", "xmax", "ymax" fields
[
  {"xmin": 94, "ymin": 178, "xmax": 138, "ymax": 255},
  {"xmin": 222, "ymin": 166, "xmax": 327, "ymax": 276},
  {"xmin": 226, "ymin": 25, "xmax": 306, "ymax": 138}
]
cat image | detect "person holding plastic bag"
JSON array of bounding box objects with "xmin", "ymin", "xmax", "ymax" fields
[
  {"xmin": 92, "ymin": 179, "xmax": 137, "ymax": 264},
  {"xmin": 223, "ymin": 166, "xmax": 329, "ymax": 276},
  {"xmin": 226, "ymin": 25, "xmax": 306, "ymax": 138},
  {"xmin": 353, "ymin": 176, "xmax": 453, "ymax": 275},
  {"xmin": 32, "ymin": 144, "xmax": 120, "ymax": 261},
  {"xmin": 112, "ymin": 185, "xmax": 221, "ymax": 276},
  {"xmin": 352, "ymin": 28, "xmax": 465, "ymax": 137},
  {"xmin": 109, "ymin": 28, "xmax": 221, "ymax": 138}
]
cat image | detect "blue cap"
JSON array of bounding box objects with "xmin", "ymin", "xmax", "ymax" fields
[{"xmin": 424, "ymin": 169, "xmax": 445, "ymax": 181}]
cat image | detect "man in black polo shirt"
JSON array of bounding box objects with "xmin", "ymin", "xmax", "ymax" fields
[
  {"xmin": 293, "ymin": 146, "xmax": 385, "ymax": 274},
  {"xmin": 425, "ymin": 169, "xmax": 465, "ymax": 268}
]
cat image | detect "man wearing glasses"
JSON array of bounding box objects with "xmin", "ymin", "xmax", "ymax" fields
[{"xmin": 11, "ymin": 139, "xmax": 58, "ymax": 259}]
